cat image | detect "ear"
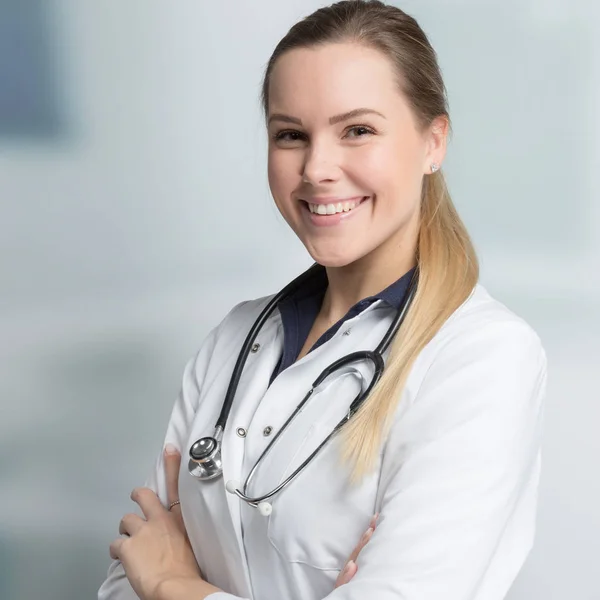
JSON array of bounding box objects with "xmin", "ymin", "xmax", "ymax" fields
[{"xmin": 423, "ymin": 115, "xmax": 449, "ymax": 174}]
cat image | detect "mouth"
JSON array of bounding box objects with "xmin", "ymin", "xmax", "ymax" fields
[
  {"xmin": 300, "ymin": 196, "xmax": 370, "ymax": 216},
  {"xmin": 298, "ymin": 196, "xmax": 372, "ymax": 228}
]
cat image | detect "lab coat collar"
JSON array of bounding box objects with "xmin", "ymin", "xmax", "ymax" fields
[{"xmin": 272, "ymin": 265, "xmax": 416, "ymax": 382}]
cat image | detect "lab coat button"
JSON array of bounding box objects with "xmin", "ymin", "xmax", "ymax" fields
[
  {"xmin": 251, "ymin": 343, "xmax": 260, "ymax": 353},
  {"xmin": 263, "ymin": 426, "xmax": 273, "ymax": 436},
  {"xmin": 236, "ymin": 427, "xmax": 247, "ymax": 438}
]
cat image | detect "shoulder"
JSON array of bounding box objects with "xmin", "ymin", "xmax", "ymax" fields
[
  {"xmin": 184, "ymin": 293, "xmax": 277, "ymax": 396},
  {"xmin": 430, "ymin": 283, "xmax": 544, "ymax": 353},
  {"xmin": 213, "ymin": 293, "xmax": 277, "ymax": 338},
  {"xmin": 385, "ymin": 283, "xmax": 548, "ymax": 452},
  {"xmin": 193, "ymin": 292, "xmax": 277, "ymax": 361},
  {"xmin": 412, "ymin": 282, "xmax": 547, "ymax": 402}
]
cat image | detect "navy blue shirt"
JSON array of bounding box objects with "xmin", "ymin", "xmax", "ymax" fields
[{"xmin": 270, "ymin": 265, "xmax": 416, "ymax": 384}]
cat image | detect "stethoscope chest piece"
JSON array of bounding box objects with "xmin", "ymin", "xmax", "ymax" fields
[{"xmin": 188, "ymin": 433, "xmax": 223, "ymax": 480}]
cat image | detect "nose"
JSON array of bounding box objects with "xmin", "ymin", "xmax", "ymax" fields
[{"xmin": 300, "ymin": 141, "xmax": 341, "ymax": 186}]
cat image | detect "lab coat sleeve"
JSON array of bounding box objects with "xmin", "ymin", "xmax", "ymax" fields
[
  {"xmin": 97, "ymin": 314, "xmax": 225, "ymax": 600},
  {"xmin": 206, "ymin": 318, "xmax": 547, "ymax": 600}
]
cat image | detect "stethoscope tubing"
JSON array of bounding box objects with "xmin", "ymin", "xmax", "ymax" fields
[
  {"xmin": 189, "ymin": 264, "xmax": 419, "ymax": 509},
  {"xmin": 215, "ymin": 264, "xmax": 323, "ymax": 431},
  {"xmin": 235, "ymin": 357, "xmax": 376, "ymax": 506}
]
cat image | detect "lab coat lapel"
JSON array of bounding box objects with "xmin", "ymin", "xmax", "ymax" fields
[
  {"xmin": 219, "ymin": 302, "xmax": 390, "ymax": 576},
  {"xmin": 220, "ymin": 425, "xmax": 244, "ymax": 548},
  {"xmin": 220, "ymin": 317, "xmax": 283, "ymax": 577},
  {"xmin": 244, "ymin": 303, "xmax": 390, "ymax": 491}
]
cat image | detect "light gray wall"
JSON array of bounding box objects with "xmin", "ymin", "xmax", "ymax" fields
[{"xmin": 0, "ymin": 1, "xmax": 598, "ymax": 598}]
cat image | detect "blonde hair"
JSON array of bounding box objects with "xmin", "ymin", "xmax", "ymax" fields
[{"xmin": 261, "ymin": 0, "xmax": 479, "ymax": 480}]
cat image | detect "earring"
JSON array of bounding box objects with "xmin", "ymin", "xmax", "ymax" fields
[{"xmin": 430, "ymin": 163, "xmax": 439, "ymax": 173}]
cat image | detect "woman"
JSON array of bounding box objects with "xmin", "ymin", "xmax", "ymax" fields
[{"xmin": 99, "ymin": 1, "xmax": 547, "ymax": 599}]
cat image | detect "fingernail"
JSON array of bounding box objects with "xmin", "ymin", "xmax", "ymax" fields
[
  {"xmin": 344, "ymin": 560, "xmax": 355, "ymax": 574},
  {"xmin": 165, "ymin": 443, "xmax": 179, "ymax": 455},
  {"xmin": 362, "ymin": 527, "xmax": 374, "ymax": 543}
]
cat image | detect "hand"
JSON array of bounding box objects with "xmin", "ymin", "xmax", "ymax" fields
[
  {"xmin": 108, "ymin": 445, "xmax": 202, "ymax": 600},
  {"xmin": 334, "ymin": 513, "xmax": 378, "ymax": 588}
]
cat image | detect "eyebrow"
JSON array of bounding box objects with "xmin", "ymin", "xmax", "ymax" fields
[{"xmin": 267, "ymin": 107, "xmax": 386, "ymax": 126}]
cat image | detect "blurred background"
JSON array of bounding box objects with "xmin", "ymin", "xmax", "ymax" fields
[{"xmin": 0, "ymin": 0, "xmax": 598, "ymax": 598}]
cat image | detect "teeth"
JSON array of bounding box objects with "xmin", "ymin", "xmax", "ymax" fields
[{"xmin": 308, "ymin": 199, "xmax": 362, "ymax": 215}]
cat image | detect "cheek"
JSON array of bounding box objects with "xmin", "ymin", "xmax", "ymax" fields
[
  {"xmin": 268, "ymin": 150, "xmax": 298, "ymax": 200},
  {"xmin": 355, "ymin": 139, "xmax": 423, "ymax": 200},
  {"xmin": 267, "ymin": 154, "xmax": 280, "ymax": 197}
]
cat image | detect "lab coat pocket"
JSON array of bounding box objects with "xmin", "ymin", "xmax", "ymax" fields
[{"xmin": 266, "ymin": 420, "xmax": 380, "ymax": 571}]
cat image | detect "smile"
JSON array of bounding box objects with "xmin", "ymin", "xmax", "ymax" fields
[
  {"xmin": 299, "ymin": 196, "xmax": 372, "ymax": 228},
  {"xmin": 308, "ymin": 198, "xmax": 363, "ymax": 215},
  {"xmin": 302, "ymin": 196, "xmax": 370, "ymax": 215}
]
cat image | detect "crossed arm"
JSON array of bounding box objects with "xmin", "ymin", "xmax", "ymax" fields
[
  {"xmin": 108, "ymin": 447, "xmax": 372, "ymax": 600},
  {"xmin": 102, "ymin": 319, "xmax": 547, "ymax": 600}
]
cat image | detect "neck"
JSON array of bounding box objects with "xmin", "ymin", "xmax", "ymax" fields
[{"xmin": 320, "ymin": 240, "xmax": 417, "ymax": 324}]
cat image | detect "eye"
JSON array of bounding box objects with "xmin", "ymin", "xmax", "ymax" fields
[
  {"xmin": 272, "ymin": 130, "xmax": 307, "ymax": 143},
  {"xmin": 344, "ymin": 125, "xmax": 376, "ymax": 139},
  {"xmin": 271, "ymin": 125, "xmax": 375, "ymax": 144}
]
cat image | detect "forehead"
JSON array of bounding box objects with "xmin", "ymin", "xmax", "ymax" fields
[{"xmin": 268, "ymin": 42, "xmax": 404, "ymax": 119}]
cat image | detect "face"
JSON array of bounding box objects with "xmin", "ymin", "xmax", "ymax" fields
[{"xmin": 266, "ymin": 42, "xmax": 447, "ymax": 269}]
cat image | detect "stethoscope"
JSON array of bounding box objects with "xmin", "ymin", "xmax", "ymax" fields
[{"xmin": 188, "ymin": 263, "xmax": 418, "ymax": 516}]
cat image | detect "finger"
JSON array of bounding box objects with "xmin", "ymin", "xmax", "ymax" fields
[
  {"xmin": 130, "ymin": 487, "xmax": 165, "ymax": 520},
  {"xmin": 348, "ymin": 527, "xmax": 373, "ymax": 563},
  {"xmin": 335, "ymin": 560, "xmax": 357, "ymax": 588},
  {"xmin": 164, "ymin": 444, "xmax": 182, "ymax": 508},
  {"xmin": 109, "ymin": 536, "xmax": 127, "ymax": 560},
  {"xmin": 118, "ymin": 513, "xmax": 145, "ymax": 537},
  {"xmin": 369, "ymin": 512, "xmax": 379, "ymax": 531}
]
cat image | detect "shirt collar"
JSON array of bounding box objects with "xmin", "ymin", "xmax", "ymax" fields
[
  {"xmin": 280, "ymin": 263, "xmax": 416, "ymax": 312},
  {"xmin": 270, "ymin": 264, "xmax": 416, "ymax": 384}
]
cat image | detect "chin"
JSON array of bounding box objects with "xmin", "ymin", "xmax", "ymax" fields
[{"xmin": 305, "ymin": 247, "xmax": 362, "ymax": 269}]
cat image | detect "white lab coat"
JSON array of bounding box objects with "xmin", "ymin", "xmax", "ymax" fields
[{"xmin": 98, "ymin": 282, "xmax": 547, "ymax": 600}]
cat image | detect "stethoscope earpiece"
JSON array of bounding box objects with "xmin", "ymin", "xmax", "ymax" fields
[
  {"xmin": 225, "ymin": 479, "xmax": 241, "ymax": 494},
  {"xmin": 257, "ymin": 502, "xmax": 272, "ymax": 517},
  {"xmin": 225, "ymin": 479, "xmax": 272, "ymax": 516}
]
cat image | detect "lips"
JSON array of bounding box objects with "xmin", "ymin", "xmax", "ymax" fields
[
  {"xmin": 299, "ymin": 195, "xmax": 372, "ymax": 227},
  {"xmin": 301, "ymin": 196, "xmax": 370, "ymax": 215}
]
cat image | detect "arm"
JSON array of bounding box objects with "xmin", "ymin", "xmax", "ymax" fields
[
  {"xmin": 98, "ymin": 324, "xmax": 220, "ymax": 600},
  {"xmin": 154, "ymin": 515, "xmax": 378, "ymax": 600},
  {"xmin": 180, "ymin": 319, "xmax": 546, "ymax": 600},
  {"xmin": 334, "ymin": 321, "xmax": 547, "ymax": 599}
]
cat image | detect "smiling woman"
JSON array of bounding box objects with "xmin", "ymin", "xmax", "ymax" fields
[
  {"xmin": 98, "ymin": 2, "xmax": 547, "ymax": 600},
  {"xmin": 266, "ymin": 42, "xmax": 442, "ymax": 272}
]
